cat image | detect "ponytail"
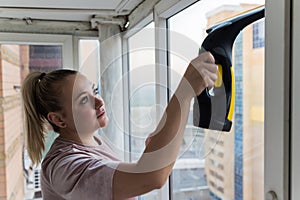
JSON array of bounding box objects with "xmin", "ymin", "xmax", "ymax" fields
[
  {"xmin": 22, "ymin": 72, "xmax": 46, "ymax": 164},
  {"xmin": 22, "ymin": 70, "xmax": 77, "ymax": 164}
]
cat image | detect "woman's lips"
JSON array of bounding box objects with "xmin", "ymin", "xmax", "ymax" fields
[{"xmin": 97, "ymin": 109, "xmax": 105, "ymax": 118}]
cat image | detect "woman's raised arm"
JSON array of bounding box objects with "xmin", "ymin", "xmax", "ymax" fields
[{"xmin": 113, "ymin": 52, "xmax": 218, "ymax": 200}]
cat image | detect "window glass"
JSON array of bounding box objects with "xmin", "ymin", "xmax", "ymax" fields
[
  {"xmin": 128, "ymin": 22, "xmax": 155, "ymax": 162},
  {"xmin": 79, "ymin": 39, "xmax": 100, "ymax": 84},
  {"xmin": 79, "ymin": 39, "xmax": 102, "ymax": 136},
  {"xmin": 128, "ymin": 22, "xmax": 160, "ymax": 199},
  {"xmin": 168, "ymin": 1, "xmax": 265, "ymax": 200}
]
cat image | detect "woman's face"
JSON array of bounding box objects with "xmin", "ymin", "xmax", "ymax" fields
[{"xmin": 61, "ymin": 73, "xmax": 109, "ymax": 135}]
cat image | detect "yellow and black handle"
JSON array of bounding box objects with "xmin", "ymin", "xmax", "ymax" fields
[{"xmin": 193, "ymin": 6, "xmax": 265, "ymax": 131}]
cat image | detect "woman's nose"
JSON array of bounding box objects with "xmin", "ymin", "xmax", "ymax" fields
[{"xmin": 94, "ymin": 96, "xmax": 103, "ymax": 109}]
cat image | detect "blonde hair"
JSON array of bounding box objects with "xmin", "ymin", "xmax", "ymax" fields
[{"xmin": 21, "ymin": 69, "xmax": 77, "ymax": 164}]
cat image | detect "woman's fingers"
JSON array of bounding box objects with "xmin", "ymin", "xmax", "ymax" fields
[
  {"xmin": 201, "ymin": 51, "xmax": 215, "ymax": 64},
  {"xmin": 195, "ymin": 58, "xmax": 218, "ymax": 88},
  {"xmin": 184, "ymin": 51, "xmax": 218, "ymax": 96},
  {"xmin": 201, "ymin": 64, "xmax": 218, "ymax": 87},
  {"xmin": 201, "ymin": 70, "xmax": 216, "ymax": 88}
]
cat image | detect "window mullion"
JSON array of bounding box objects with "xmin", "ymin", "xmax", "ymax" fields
[
  {"xmin": 154, "ymin": 8, "xmax": 170, "ymax": 200},
  {"xmin": 122, "ymin": 36, "xmax": 131, "ymax": 162}
]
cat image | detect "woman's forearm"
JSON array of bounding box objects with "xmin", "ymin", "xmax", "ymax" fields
[{"xmin": 136, "ymin": 78, "xmax": 204, "ymax": 177}]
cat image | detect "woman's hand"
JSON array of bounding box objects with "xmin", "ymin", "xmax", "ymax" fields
[{"xmin": 182, "ymin": 51, "xmax": 218, "ymax": 97}]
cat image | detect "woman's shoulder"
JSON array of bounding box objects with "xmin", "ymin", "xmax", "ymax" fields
[
  {"xmin": 41, "ymin": 136, "xmax": 120, "ymax": 183},
  {"xmin": 42, "ymin": 136, "xmax": 119, "ymax": 168},
  {"xmin": 43, "ymin": 137, "xmax": 88, "ymax": 162}
]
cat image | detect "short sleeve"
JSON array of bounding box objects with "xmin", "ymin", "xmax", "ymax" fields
[{"xmin": 49, "ymin": 153, "xmax": 120, "ymax": 200}]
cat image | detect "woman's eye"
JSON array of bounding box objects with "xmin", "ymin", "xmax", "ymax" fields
[
  {"xmin": 93, "ymin": 87, "xmax": 99, "ymax": 95},
  {"xmin": 80, "ymin": 96, "xmax": 88, "ymax": 104}
]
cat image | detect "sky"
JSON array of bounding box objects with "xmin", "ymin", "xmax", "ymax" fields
[
  {"xmin": 129, "ymin": 0, "xmax": 265, "ymax": 90},
  {"xmin": 169, "ymin": 0, "xmax": 265, "ymax": 46}
]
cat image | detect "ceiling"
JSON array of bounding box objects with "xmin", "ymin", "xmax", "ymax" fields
[{"xmin": 0, "ymin": 0, "xmax": 145, "ymax": 22}]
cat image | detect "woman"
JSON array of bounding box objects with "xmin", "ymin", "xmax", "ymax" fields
[{"xmin": 21, "ymin": 52, "xmax": 217, "ymax": 200}]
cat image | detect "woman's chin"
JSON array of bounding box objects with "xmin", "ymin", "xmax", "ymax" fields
[{"xmin": 99, "ymin": 117, "xmax": 109, "ymax": 128}]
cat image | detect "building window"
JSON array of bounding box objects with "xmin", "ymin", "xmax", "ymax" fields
[
  {"xmin": 234, "ymin": 33, "xmax": 244, "ymax": 200},
  {"xmin": 253, "ymin": 20, "xmax": 265, "ymax": 48},
  {"xmin": 29, "ymin": 45, "xmax": 62, "ymax": 72}
]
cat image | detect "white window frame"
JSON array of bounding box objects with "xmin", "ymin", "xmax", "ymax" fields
[
  {"xmin": 0, "ymin": 0, "xmax": 291, "ymax": 199},
  {"xmin": 0, "ymin": 0, "xmax": 291, "ymax": 198},
  {"xmin": 157, "ymin": 0, "xmax": 291, "ymax": 199},
  {"xmin": 0, "ymin": 32, "xmax": 74, "ymax": 68},
  {"xmin": 124, "ymin": 0, "xmax": 292, "ymax": 199},
  {"xmin": 265, "ymin": 0, "xmax": 291, "ymax": 199},
  {"xmin": 291, "ymin": 0, "xmax": 299, "ymax": 199}
]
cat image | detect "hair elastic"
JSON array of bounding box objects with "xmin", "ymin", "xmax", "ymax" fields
[{"xmin": 38, "ymin": 72, "xmax": 46, "ymax": 82}]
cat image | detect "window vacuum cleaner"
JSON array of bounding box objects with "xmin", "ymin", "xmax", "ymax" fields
[{"xmin": 193, "ymin": 6, "xmax": 265, "ymax": 132}]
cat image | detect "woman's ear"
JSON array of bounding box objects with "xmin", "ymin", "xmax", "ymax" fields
[{"xmin": 47, "ymin": 112, "xmax": 67, "ymax": 128}]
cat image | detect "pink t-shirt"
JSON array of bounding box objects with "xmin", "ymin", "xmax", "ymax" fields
[{"xmin": 41, "ymin": 136, "xmax": 137, "ymax": 200}]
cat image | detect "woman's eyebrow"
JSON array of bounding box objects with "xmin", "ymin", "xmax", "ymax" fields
[
  {"xmin": 75, "ymin": 83, "xmax": 95, "ymax": 100},
  {"xmin": 75, "ymin": 91, "xmax": 87, "ymax": 100}
]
